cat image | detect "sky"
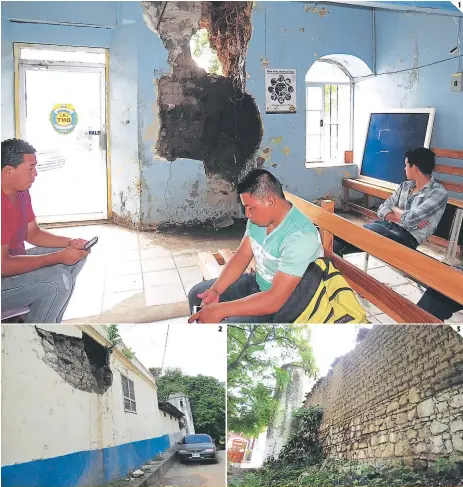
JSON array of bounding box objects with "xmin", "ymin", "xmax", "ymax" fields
[{"xmin": 118, "ymin": 323, "xmax": 227, "ymax": 382}]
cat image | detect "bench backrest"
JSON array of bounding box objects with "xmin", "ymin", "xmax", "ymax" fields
[{"xmin": 285, "ymin": 192, "xmax": 463, "ymax": 315}]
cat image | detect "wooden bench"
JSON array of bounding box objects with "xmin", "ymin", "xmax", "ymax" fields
[
  {"xmin": 197, "ymin": 196, "xmax": 463, "ymax": 323},
  {"xmin": 343, "ymin": 148, "xmax": 463, "ymax": 265},
  {"xmin": 286, "ymin": 193, "xmax": 463, "ymax": 322}
]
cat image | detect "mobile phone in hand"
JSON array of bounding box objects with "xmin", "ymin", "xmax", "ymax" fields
[{"xmin": 83, "ymin": 236, "xmax": 98, "ymax": 251}]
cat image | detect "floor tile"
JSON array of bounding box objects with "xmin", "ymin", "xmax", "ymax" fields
[
  {"xmin": 141, "ymin": 257, "xmax": 176, "ymax": 273},
  {"xmin": 174, "ymin": 253, "xmax": 199, "ymax": 268},
  {"xmin": 141, "ymin": 247, "xmax": 172, "ymax": 260},
  {"xmin": 357, "ymin": 296, "xmax": 383, "ymax": 316},
  {"xmin": 368, "ymin": 266, "xmax": 409, "ymax": 287},
  {"xmin": 178, "ymin": 266, "xmax": 202, "ymax": 283},
  {"xmin": 116, "ymin": 249, "xmax": 141, "ymax": 262},
  {"xmin": 392, "ymin": 283, "xmax": 424, "ymax": 304},
  {"xmin": 182, "ymin": 280, "xmax": 198, "ymax": 297},
  {"xmin": 143, "ymin": 269, "xmax": 182, "ymax": 288},
  {"xmin": 145, "ymin": 283, "xmax": 187, "ymax": 307},
  {"xmin": 374, "ymin": 313, "xmax": 397, "ymax": 324},
  {"xmin": 103, "ymin": 290, "xmax": 143, "ymax": 311},
  {"xmin": 105, "ymin": 274, "xmax": 143, "ymax": 293},
  {"xmin": 106, "ymin": 260, "xmax": 142, "ymax": 276}
]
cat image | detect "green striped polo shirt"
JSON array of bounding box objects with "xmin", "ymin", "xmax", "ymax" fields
[{"xmin": 245, "ymin": 205, "xmax": 323, "ymax": 291}]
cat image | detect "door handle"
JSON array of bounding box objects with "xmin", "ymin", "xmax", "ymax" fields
[{"xmin": 99, "ymin": 131, "xmax": 107, "ymax": 151}]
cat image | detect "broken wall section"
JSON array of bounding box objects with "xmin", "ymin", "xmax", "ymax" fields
[
  {"xmin": 304, "ymin": 325, "xmax": 463, "ymax": 469},
  {"xmin": 139, "ymin": 1, "xmax": 262, "ymax": 226}
]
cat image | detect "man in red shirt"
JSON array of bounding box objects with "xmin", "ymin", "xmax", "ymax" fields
[{"xmin": 2, "ymin": 138, "xmax": 89, "ymax": 322}]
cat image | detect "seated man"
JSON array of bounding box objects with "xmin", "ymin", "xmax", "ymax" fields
[
  {"xmin": 334, "ymin": 148, "xmax": 448, "ymax": 256},
  {"xmin": 188, "ymin": 169, "xmax": 323, "ymax": 323},
  {"xmin": 1, "ymin": 138, "xmax": 89, "ymax": 323},
  {"xmin": 416, "ymin": 264, "xmax": 463, "ymax": 321}
]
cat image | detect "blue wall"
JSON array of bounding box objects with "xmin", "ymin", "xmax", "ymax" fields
[
  {"xmin": 1, "ymin": 434, "xmax": 170, "ymax": 487},
  {"xmin": 244, "ymin": 2, "xmax": 373, "ymax": 202},
  {"xmin": 2, "ymin": 1, "xmax": 461, "ymax": 226},
  {"xmin": 354, "ymin": 10, "xmax": 463, "ymax": 197}
]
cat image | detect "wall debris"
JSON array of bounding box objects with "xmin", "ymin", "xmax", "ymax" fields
[
  {"xmin": 36, "ymin": 327, "xmax": 113, "ymax": 394},
  {"xmin": 142, "ymin": 1, "xmax": 262, "ymax": 185}
]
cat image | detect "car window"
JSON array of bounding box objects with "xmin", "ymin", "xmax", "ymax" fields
[{"xmin": 184, "ymin": 434, "xmax": 212, "ymax": 444}]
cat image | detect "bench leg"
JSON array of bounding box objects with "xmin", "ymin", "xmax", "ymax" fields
[
  {"xmin": 364, "ymin": 253, "xmax": 370, "ymax": 273},
  {"xmin": 443, "ymin": 208, "xmax": 463, "ymax": 266}
]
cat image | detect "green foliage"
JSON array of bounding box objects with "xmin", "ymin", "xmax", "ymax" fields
[
  {"xmin": 191, "ymin": 28, "xmax": 223, "ymax": 75},
  {"xmin": 108, "ymin": 325, "xmax": 135, "ymax": 360},
  {"xmin": 153, "ymin": 368, "xmax": 225, "ymax": 443},
  {"xmin": 227, "ymin": 325, "xmax": 317, "ymax": 437},
  {"xmin": 122, "ymin": 347, "xmax": 135, "ymax": 360},
  {"xmin": 107, "ymin": 325, "xmax": 121, "ymax": 346},
  {"xmin": 238, "ymin": 457, "xmax": 463, "ymax": 487},
  {"xmin": 278, "ymin": 406, "xmax": 324, "ymax": 466}
]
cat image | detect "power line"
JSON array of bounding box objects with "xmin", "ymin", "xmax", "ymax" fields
[
  {"xmin": 160, "ymin": 324, "xmax": 170, "ymax": 373},
  {"xmin": 353, "ymin": 54, "xmax": 462, "ymax": 84}
]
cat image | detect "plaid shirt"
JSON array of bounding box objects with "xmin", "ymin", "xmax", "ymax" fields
[{"xmin": 377, "ymin": 178, "xmax": 448, "ymax": 244}]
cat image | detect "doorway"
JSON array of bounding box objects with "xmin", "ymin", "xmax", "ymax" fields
[{"xmin": 16, "ymin": 44, "xmax": 109, "ymax": 223}]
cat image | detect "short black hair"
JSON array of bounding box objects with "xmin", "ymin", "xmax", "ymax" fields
[
  {"xmin": 237, "ymin": 169, "xmax": 285, "ymax": 199},
  {"xmin": 404, "ymin": 147, "xmax": 435, "ymax": 175},
  {"xmin": 1, "ymin": 138, "xmax": 36, "ymax": 169}
]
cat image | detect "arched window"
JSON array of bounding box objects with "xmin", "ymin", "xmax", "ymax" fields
[{"xmin": 305, "ymin": 60, "xmax": 352, "ymax": 163}]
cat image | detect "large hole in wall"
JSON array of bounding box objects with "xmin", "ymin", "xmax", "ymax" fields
[
  {"xmin": 144, "ymin": 1, "xmax": 262, "ymax": 185},
  {"xmin": 36, "ymin": 327, "xmax": 113, "ymax": 394},
  {"xmin": 190, "ymin": 28, "xmax": 223, "ymax": 75}
]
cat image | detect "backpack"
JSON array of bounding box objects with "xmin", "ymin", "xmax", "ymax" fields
[{"xmin": 273, "ymin": 258, "xmax": 367, "ymax": 324}]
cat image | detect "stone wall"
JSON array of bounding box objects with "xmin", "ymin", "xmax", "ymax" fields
[{"xmin": 304, "ymin": 325, "xmax": 463, "ymax": 468}]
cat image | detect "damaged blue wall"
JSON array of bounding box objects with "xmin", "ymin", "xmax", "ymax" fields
[
  {"xmin": 245, "ymin": 1, "xmax": 372, "ymax": 203},
  {"xmin": 2, "ymin": 1, "xmax": 461, "ymax": 226},
  {"xmin": 354, "ymin": 10, "xmax": 463, "ymax": 198}
]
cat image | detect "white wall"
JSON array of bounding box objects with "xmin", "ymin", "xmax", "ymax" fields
[
  {"xmin": 159, "ymin": 410, "xmax": 184, "ymax": 445},
  {"xmin": 168, "ymin": 393, "xmax": 195, "ymax": 435},
  {"xmin": 1, "ymin": 325, "xmax": 165, "ymax": 467}
]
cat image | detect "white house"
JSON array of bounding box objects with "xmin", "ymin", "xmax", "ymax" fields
[{"xmin": 1, "ymin": 324, "xmax": 188, "ymax": 487}]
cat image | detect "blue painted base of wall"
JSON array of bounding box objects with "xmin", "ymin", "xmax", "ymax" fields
[{"xmin": 1, "ymin": 434, "xmax": 170, "ymax": 487}]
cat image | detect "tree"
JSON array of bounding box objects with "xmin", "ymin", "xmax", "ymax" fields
[
  {"xmin": 151, "ymin": 368, "xmax": 226, "ymax": 445},
  {"xmin": 227, "ymin": 325, "xmax": 318, "ymax": 438}
]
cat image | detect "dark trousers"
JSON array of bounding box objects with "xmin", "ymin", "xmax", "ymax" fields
[
  {"xmin": 333, "ymin": 221, "xmax": 419, "ymax": 257},
  {"xmin": 417, "ymin": 288, "xmax": 462, "ymax": 321},
  {"xmin": 188, "ymin": 273, "xmax": 275, "ymax": 323}
]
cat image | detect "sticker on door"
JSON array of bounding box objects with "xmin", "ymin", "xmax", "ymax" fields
[{"xmin": 50, "ymin": 104, "xmax": 78, "ymax": 135}]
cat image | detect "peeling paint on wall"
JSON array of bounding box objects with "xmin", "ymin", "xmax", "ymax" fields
[{"xmin": 303, "ymin": 5, "xmax": 329, "ymax": 17}]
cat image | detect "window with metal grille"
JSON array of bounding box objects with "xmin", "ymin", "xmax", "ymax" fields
[
  {"xmin": 305, "ymin": 61, "xmax": 352, "ymax": 163},
  {"xmin": 121, "ymin": 374, "xmax": 136, "ymax": 413}
]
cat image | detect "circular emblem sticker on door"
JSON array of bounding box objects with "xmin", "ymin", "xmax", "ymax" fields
[{"xmin": 50, "ymin": 104, "xmax": 78, "ymax": 135}]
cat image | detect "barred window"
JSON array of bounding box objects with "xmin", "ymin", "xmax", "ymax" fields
[{"xmin": 121, "ymin": 374, "xmax": 136, "ymax": 413}]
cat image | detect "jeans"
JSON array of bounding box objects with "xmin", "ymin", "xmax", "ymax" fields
[
  {"xmin": 188, "ymin": 273, "xmax": 275, "ymax": 323},
  {"xmin": 333, "ymin": 221, "xmax": 419, "ymax": 257},
  {"xmin": 416, "ymin": 287, "xmax": 462, "ymax": 321},
  {"xmin": 1, "ymin": 247, "xmax": 87, "ymax": 323}
]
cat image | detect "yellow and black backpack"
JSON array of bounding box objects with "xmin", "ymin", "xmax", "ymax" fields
[{"xmin": 273, "ymin": 257, "xmax": 367, "ymax": 324}]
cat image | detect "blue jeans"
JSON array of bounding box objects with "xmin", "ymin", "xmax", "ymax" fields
[
  {"xmin": 333, "ymin": 221, "xmax": 419, "ymax": 256},
  {"xmin": 1, "ymin": 247, "xmax": 87, "ymax": 323},
  {"xmin": 188, "ymin": 273, "xmax": 275, "ymax": 323}
]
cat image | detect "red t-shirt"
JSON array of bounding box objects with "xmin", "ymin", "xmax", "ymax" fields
[{"xmin": 1, "ymin": 190, "xmax": 35, "ymax": 256}]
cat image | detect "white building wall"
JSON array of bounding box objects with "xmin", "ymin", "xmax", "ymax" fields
[
  {"xmin": 168, "ymin": 393, "xmax": 195, "ymax": 435},
  {"xmin": 158, "ymin": 411, "xmax": 184, "ymax": 445},
  {"xmin": 1, "ymin": 325, "xmax": 166, "ymax": 468}
]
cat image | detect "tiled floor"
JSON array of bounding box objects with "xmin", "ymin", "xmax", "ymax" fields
[
  {"xmin": 40, "ymin": 223, "xmax": 202, "ymax": 322},
  {"xmin": 343, "ymin": 252, "xmax": 463, "ymax": 324},
  {"xmin": 40, "ymin": 223, "xmax": 462, "ymax": 324}
]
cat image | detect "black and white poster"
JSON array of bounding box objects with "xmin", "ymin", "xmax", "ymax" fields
[{"xmin": 265, "ymin": 69, "xmax": 297, "ymax": 114}]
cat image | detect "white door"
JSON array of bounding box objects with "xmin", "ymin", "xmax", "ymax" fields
[{"xmin": 18, "ymin": 47, "xmax": 108, "ymax": 223}]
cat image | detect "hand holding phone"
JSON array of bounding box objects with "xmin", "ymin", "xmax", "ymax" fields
[{"xmin": 83, "ymin": 236, "xmax": 98, "ymax": 251}]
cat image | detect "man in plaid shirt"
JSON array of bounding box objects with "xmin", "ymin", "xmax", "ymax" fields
[{"xmin": 334, "ymin": 147, "xmax": 448, "ymax": 256}]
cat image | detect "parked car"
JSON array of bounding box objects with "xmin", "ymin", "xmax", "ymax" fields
[{"xmin": 178, "ymin": 434, "xmax": 218, "ymax": 463}]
